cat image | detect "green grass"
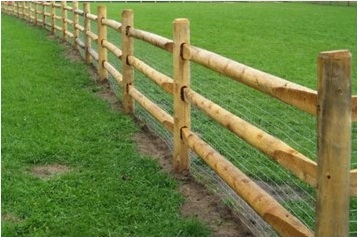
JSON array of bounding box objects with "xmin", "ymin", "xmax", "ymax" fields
[{"xmin": 1, "ymin": 14, "xmax": 210, "ymax": 237}]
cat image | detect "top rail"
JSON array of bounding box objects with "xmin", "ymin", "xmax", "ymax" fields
[
  {"xmin": 128, "ymin": 28, "xmax": 173, "ymax": 53},
  {"xmin": 86, "ymin": 13, "xmax": 98, "ymax": 21},
  {"xmin": 102, "ymin": 18, "xmax": 122, "ymax": 31},
  {"xmin": 183, "ymin": 45, "xmax": 317, "ymax": 116}
]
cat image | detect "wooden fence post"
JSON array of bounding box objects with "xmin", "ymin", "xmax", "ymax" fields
[
  {"xmin": 34, "ymin": 1, "xmax": 37, "ymax": 25},
  {"xmin": 173, "ymin": 18, "xmax": 191, "ymax": 173},
  {"xmin": 50, "ymin": 1, "xmax": 55, "ymax": 35},
  {"xmin": 42, "ymin": 2, "xmax": 46, "ymax": 27},
  {"xmin": 121, "ymin": 9, "xmax": 134, "ymax": 114},
  {"xmin": 84, "ymin": 2, "xmax": 91, "ymax": 64},
  {"xmin": 73, "ymin": 1, "xmax": 79, "ymax": 50},
  {"xmin": 61, "ymin": 1, "xmax": 67, "ymax": 41},
  {"xmin": 97, "ymin": 6, "xmax": 108, "ymax": 82},
  {"xmin": 315, "ymin": 50, "xmax": 352, "ymax": 237}
]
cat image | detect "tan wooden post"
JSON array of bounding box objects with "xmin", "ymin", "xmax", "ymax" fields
[
  {"xmin": 22, "ymin": 1, "xmax": 26, "ymax": 18},
  {"xmin": 97, "ymin": 6, "xmax": 108, "ymax": 82},
  {"xmin": 73, "ymin": 1, "xmax": 79, "ymax": 50},
  {"xmin": 173, "ymin": 18, "xmax": 191, "ymax": 173},
  {"xmin": 121, "ymin": 9, "xmax": 134, "ymax": 114},
  {"xmin": 19, "ymin": 1, "xmax": 23, "ymax": 18},
  {"xmin": 34, "ymin": 1, "xmax": 37, "ymax": 25},
  {"xmin": 316, "ymin": 50, "xmax": 352, "ymax": 237},
  {"xmin": 42, "ymin": 2, "xmax": 46, "ymax": 27},
  {"xmin": 61, "ymin": 1, "xmax": 67, "ymax": 41},
  {"xmin": 84, "ymin": 2, "xmax": 91, "ymax": 64},
  {"xmin": 50, "ymin": 1, "xmax": 55, "ymax": 35},
  {"xmin": 28, "ymin": 2, "xmax": 31, "ymax": 21}
]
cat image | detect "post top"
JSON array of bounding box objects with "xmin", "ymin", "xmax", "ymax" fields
[
  {"xmin": 319, "ymin": 50, "xmax": 351, "ymax": 60},
  {"xmin": 173, "ymin": 18, "xmax": 189, "ymax": 24}
]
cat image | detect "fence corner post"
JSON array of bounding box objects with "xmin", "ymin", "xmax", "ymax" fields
[
  {"xmin": 97, "ymin": 5, "xmax": 108, "ymax": 82},
  {"xmin": 173, "ymin": 18, "xmax": 191, "ymax": 173},
  {"xmin": 121, "ymin": 9, "xmax": 134, "ymax": 114},
  {"xmin": 315, "ymin": 50, "xmax": 352, "ymax": 237}
]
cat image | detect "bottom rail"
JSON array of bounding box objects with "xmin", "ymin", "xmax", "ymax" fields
[
  {"xmin": 128, "ymin": 85, "xmax": 174, "ymax": 133},
  {"xmin": 181, "ymin": 127, "xmax": 314, "ymax": 237}
]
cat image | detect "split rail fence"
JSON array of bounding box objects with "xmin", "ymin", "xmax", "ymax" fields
[{"xmin": 2, "ymin": 2, "xmax": 356, "ymax": 237}]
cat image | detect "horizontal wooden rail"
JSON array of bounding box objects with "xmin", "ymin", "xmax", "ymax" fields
[
  {"xmin": 86, "ymin": 13, "xmax": 97, "ymax": 21},
  {"xmin": 75, "ymin": 24, "xmax": 84, "ymax": 32},
  {"xmin": 104, "ymin": 61, "xmax": 123, "ymax": 86},
  {"xmin": 102, "ymin": 39, "xmax": 122, "ymax": 59},
  {"xmin": 64, "ymin": 6, "xmax": 72, "ymax": 11},
  {"xmin": 53, "ymin": 3, "xmax": 61, "ymax": 8},
  {"xmin": 88, "ymin": 47, "xmax": 98, "ymax": 61},
  {"xmin": 65, "ymin": 30, "xmax": 74, "ymax": 38},
  {"xmin": 128, "ymin": 28, "xmax": 173, "ymax": 53},
  {"xmin": 65, "ymin": 18, "xmax": 73, "ymax": 24},
  {"xmin": 54, "ymin": 25, "xmax": 62, "ymax": 32},
  {"xmin": 43, "ymin": 2, "xmax": 51, "ymax": 6},
  {"xmin": 44, "ymin": 12, "xmax": 50, "ymax": 17},
  {"xmin": 86, "ymin": 31, "xmax": 98, "ymax": 42},
  {"xmin": 184, "ymin": 87, "xmax": 317, "ymax": 187},
  {"xmin": 127, "ymin": 55, "xmax": 173, "ymax": 94},
  {"xmin": 128, "ymin": 85, "xmax": 174, "ymax": 133},
  {"xmin": 183, "ymin": 45, "xmax": 317, "ymax": 116},
  {"xmin": 45, "ymin": 22, "xmax": 51, "ymax": 27},
  {"xmin": 75, "ymin": 38, "xmax": 85, "ymax": 49},
  {"xmin": 181, "ymin": 127, "xmax": 314, "ymax": 237},
  {"xmin": 54, "ymin": 15, "xmax": 62, "ymax": 20},
  {"xmin": 102, "ymin": 18, "xmax": 122, "ymax": 31},
  {"xmin": 74, "ymin": 9, "xmax": 84, "ymax": 16}
]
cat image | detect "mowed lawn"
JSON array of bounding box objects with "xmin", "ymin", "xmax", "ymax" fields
[{"xmin": 1, "ymin": 14, "xmax": 210, "ymax": 237}]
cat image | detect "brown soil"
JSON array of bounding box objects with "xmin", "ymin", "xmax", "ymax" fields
[
  {"xmin": 30, "ymin": 164, "xmax": 71, "ymax": 180},
  {"xmin": 2, "ymin": 213, "xmax": 22, "ymax": 223},
  {"xmin": 61, "ymin": 42, "xmax": 254, "ymax": 237},
  {"xmin": 97, "ymin": 82, "xmax": 254, "ymax": 237},
  {"xmin": 134, "ymin": 131, "xmax": 254, "ymax": 237}
]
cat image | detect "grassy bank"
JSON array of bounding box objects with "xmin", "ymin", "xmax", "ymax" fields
[{"xmin": 1, "ymin": 14, "xmax": 210, "ymax": 237}]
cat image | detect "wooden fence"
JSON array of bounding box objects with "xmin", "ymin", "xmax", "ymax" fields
[{"xmin": 2, "ymin": 2, "xmax": 356, "ymax": 236}]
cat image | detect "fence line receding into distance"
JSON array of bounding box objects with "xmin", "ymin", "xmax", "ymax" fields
[{"xmin": 2, "ymin": 2, "xmax": 356, "ymax": 237}]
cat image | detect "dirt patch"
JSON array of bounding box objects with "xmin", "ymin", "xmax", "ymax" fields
[
  {"xmin": 2, "ymin": 213, "xmax": 22, "ymax": 223},
  {"xmin": 133, "ymin": 130, "xmax": 254, "ymax": 237},
  {"xmin": 31, "ymin": 164, "xmax": 71, "ymax": 180}
]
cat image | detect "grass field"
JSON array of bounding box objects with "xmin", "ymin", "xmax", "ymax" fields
[
  {"xmin": 1, "ymin": 14, "xmax": 210, "ymax": 237},
  {"xmin": 91, "ymin": 2, "xmax": 357, "ymax": 92}
]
